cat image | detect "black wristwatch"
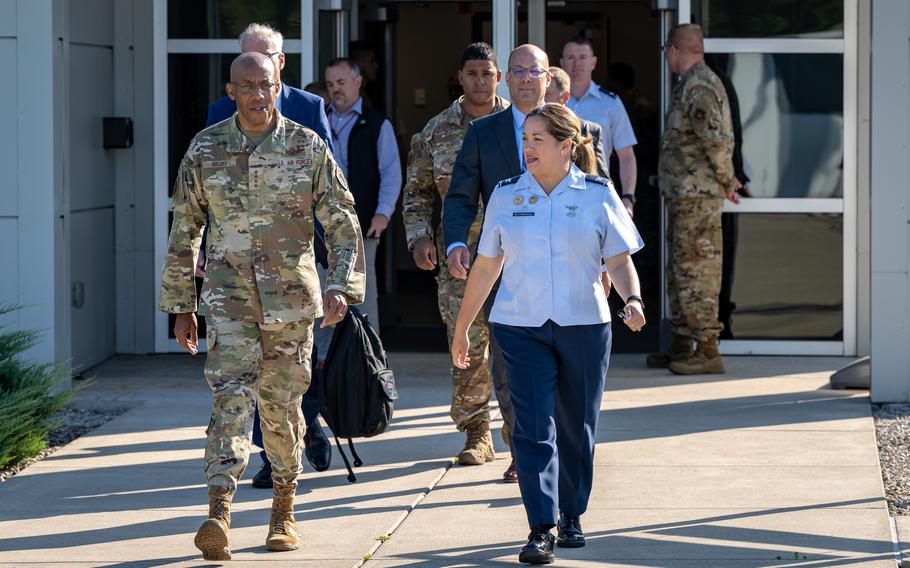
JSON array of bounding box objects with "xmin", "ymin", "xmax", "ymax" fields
[
  {"xmin": 621, "ymin": 193, "xmax": 636, "ymax": 204},
  {"xmin": 625, "ymin": 295, "xmax": 644, "ymax": 310}
]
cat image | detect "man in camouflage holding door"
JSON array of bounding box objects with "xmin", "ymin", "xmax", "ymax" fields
[
  {"xmin": 650, "ymin": 24, "xmax": 738, "ymax": 375},
  {"xmin": 402, "ymin": 43, "xmax": 516, "ymax": 477},
  {"xmin": 159, "ymin": 52, "xmax": 365, "ymax": 560}
]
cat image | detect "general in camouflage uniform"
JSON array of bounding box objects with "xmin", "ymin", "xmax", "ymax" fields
[
  {"xmin": 403, "ymin": 94, "xmax": 510, "ymax": 448},
  {"xmin": 653, "ymin": 24, "xmax": 735, "ymax": 375},
  {"xmin": 159, "ymin": 51, "xmax": 364, "ymax": 561}
]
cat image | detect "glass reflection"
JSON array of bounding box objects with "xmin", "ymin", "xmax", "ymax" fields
[
  {"xmin": 168, "ymin": 0, "xmax": 301, "ymax": 39},
  {"xmin": 706, "ymin": 53, "xmax": 843, "ymax": 198},
  {"xmin": 722, "ymin": 213, "xmax": 842, "ymax": 340},
  {"xmin": 694, "ymin": 0, "xmax": 843, "ymax": 38}
]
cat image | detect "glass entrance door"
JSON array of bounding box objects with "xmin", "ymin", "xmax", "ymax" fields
[
  {"xmin": 676, "ymin": 0, "xmax": 857, "ymax": 356},
  {"xmin": 153, "ymin": 0, "xmax": 307, "ymax": 353}
]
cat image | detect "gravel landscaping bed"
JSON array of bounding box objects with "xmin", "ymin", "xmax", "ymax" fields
[
  {"xmin": 0, "ymin": 406, "xmax": 127, "ymax": 484},
  {"xmin": 873, "ymin": 403, "xmax": 910, "ymax": 516}
]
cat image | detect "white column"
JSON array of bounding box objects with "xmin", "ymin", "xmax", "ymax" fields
[
  {"xmin": 870, "ymin": 1, "xmax": 910, "ymax": 402},
  {"xmin": 152, "ymin": 0, "xmax": 170, "ymax": 353},
  {"xmin": 527, "ymin": 0, "xmax": 545, "ymax": 49},
  {"xmin": 493, "ymin": 0, "xmax": 516, "ymax": 100},
  {"xmin": 16, "ymin": 0, "xmax": 70, "ymax": 372},
  {"xmin": 114, "ymin": 0, "xmax": 136, "ymax": 353},
  {"xmin": 856, "ymin": 0, "xmax": 872, "ymax": 357},
  {"xmin": 678, "ymin": 0, "xmax": 691, "ymax": 23},
  {"xmin": 842, "ymin": 0, "xmax": 858, "ymax": 356},
  {"xmin": 301, "ymin": 0, "xmax": 315, "ymax": 85}
]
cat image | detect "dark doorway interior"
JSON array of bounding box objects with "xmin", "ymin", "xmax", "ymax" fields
[{"xmin": 376, "ymin": 1, "xmax": 662, "ymax": 353}]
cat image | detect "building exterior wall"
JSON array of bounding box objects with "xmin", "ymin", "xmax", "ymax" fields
[
  {"xmin": 0, "ymin": 0, "xmax": 71, "ymax": 374},
  {"xmin": 871, "ymin": 0, "xmax": 910, "ymax": 402},
  {"xmin": 857, "ymin": 0, "xmax": 871, "ymax": 358},
  {"xmin": 0, "ymin": 0, "xmax": 157, "ymax": 375},
  {"xmin": 0, "ymin": 1, "xmax": 888, "ymax": 377}
]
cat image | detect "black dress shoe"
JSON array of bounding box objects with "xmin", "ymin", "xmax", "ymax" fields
[
  {"xmin": 557, "ymin": 513, "xmax": 585, "ymax": 548},
  {"xmin": 251, "ymin": 460, "xmax": 273, "ymax": 488},
  {"xmin": 304, "ymin": 424, "xmax": 332, "ymax": 472},
  {"xmin": 519, "ymin": 526, "xmax": 555, "ymax": 564}
]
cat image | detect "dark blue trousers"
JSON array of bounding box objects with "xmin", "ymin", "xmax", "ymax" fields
[
  {"xmin": 493, "ymin": 320, "xmax": 611, "ymax": 529},
  {"xmin": 252, "ymin": 345, "xmax": 322, "ymax": 463}
]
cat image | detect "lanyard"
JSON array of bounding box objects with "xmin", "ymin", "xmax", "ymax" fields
[{"xmin": 331, "ymin": 111, "xmax": 358, "ymax": 140}]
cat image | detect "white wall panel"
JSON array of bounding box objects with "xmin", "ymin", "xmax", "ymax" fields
[
  {"xmin": 871, "ymin": 0, "xmax": 910, "ymax": 401},
  {"xmin": 0, "ymin": 0, "xmax": 15, "ymax": 37},
  {"xmin": 0, "ymin": 218, "xmax": 17, "ymax": 329},
  {"xmin": 69, "ymin": 0, "xmax": 113, "ymax": 47},
  {"xmin": 17, "ymin": 0, "xmax": 66, "ymax": 367},
  {"xmin": 70, "ymin": 208, "xmax": 115, "ymax": 371},
  {"xmin": 0, "ymin": 39, "xmax": 16, "ymax": 217},
  {"xmin": 69, "ymin": 44, "xmax": 115, "ymax": 212}
]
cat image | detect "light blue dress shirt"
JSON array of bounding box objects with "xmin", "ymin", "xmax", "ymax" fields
[
  {"xmin": 328, "ymin": 97, "xmax": 402, "ymax": 219},
  {"xmin": 567, "ymin": 81, "xmax": 637, "ymax": 158},
  {"xmin": 512, "ymin": 105, "xmax": 527, "ymax": 171},
  {"xmin": 477, "ymin": 165, "xmax": 643, "ymax": 327}
]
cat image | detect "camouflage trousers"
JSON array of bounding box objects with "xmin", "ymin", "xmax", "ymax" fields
[
  {"xmin": 203, "ymin": 316, "xmax": 313, "ymax": 495},
  {"xmin": 667, "ymin": 198, "xmax": 724, "ymax": 342},
  {"xmin": 436, "ymin": 236, "xmax": 514, "ymax": 449}
]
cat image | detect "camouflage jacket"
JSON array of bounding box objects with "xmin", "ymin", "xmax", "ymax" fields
[
  {"xmin": 159, "ymin": 112, "xmax": 365, "ymax": 323},
  {"xmin": 659, "ymin": 61, "xmax": 735, "ymax": 199},
  {"xmin": 402, "ymin": 95, "xmax": 509, "ymax": 250}
]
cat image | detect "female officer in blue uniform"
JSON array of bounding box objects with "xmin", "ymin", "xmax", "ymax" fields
[{"xmin": 451, "ymin": 103, "xmax": 645, "ymax": 565}]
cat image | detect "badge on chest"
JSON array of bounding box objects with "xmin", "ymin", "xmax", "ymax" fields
[{"xmin": 512, "ymin": 193, "xmax": 538, "ymax": 217}]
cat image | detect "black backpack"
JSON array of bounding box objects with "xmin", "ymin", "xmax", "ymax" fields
[{"xmin": 320, "ymin": 306, "xmax": 397, "ymax": 482}]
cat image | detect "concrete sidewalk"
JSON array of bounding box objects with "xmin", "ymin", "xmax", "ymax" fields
[{"xmin": 0, "ymin": 353, "xmax": 895, "ymax": 567}]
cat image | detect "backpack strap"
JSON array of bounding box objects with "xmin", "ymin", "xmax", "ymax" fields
[
  {"xmin": 347, "ymin": 438, "xmax": 363, "ymax": 467},
  {"xmin": 333, "ymin": 433, "xmax": 357, "ymax": 483}
]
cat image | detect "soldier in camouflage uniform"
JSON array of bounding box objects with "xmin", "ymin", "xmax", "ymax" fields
[
  {"xmin": 402, "ymin": 43, "xmax": 515, "ymax": 473},
  {"xmin": 651, "ymin": 24, "xmax": 738, "ymax": 375},
  {"xmin": 159, "ymin": 53, "xmax": 365, "ymax": 561}
]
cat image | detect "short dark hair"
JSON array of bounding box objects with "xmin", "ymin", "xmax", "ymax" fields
[
  {"xmin": 607, "ymin": 62, "xmax": 635, "ymax": 89},
  {"xmin": 564, "ymin": 36, "xmax": 595, "ymax": 52},
  {"xmin": 460, "ymin": 42, "xmax": 498, "ymax": 70},
  {"xmin": 326, "ymin": 57, "xmax": 361, "ymax": 76}
]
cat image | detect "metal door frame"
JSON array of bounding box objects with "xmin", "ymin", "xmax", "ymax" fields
[
  {"xmin": 666, "ymin": 0, "xmax": 857, "ymax": 356},
  {"xmin": 152, "ymin": 0, "xmax": 348, "ymax": 353}
]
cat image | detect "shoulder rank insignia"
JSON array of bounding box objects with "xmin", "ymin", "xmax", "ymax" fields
[
  {"xmin": 598, "ymin": 86, "xmax": 618, "ymax": 98},
  {"xmin": 497, "ymin": 174, "xmax": 523, "ymax": 188},
  {"xmin": 585, "ymin": 174, "xmax": 612, "ymax": 187}
]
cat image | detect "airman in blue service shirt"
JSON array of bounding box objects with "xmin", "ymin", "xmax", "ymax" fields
[
  {"xmin": 477, "ymin": 165, "xmax": 643, "ymax": 328},
  {"xmin": 568, "ymin": 81, "xmax": 637, "ymax": 158}
]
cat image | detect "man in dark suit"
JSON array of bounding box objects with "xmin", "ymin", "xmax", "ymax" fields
[
  {"xmin": 203, "ymin": 23, "xmax": 333, "ymax": 488},
  {"xmin": 545, "ymin": 66, "xmax": 609, "ymax": 178},
  {"xmin": 442, "ymin": 44, "xmax": 555, "ymax": 484}
]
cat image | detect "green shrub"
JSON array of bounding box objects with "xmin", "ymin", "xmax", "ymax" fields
[{"xmin": 0, "ymin": 306, "xmax": 74, "ymax": 469}]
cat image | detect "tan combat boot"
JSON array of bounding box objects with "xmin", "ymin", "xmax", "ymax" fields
[
  {"xmin": 194, "ymin": 486, "xmax": 232, "ymax": 561},
  {"xmin": 669, "ymin": 338, "xmax": 725, "ymax": 375},
  {"xmin": 266, "ymin": 482, "xmax": 300, "ymax": 552},
  {"xmin": 646, "ymin": 334, "xmax": 694, "ymax": 368},
  {"xmin": 458, "ymin": 422, "xmax": 495, "ymax": 465}
]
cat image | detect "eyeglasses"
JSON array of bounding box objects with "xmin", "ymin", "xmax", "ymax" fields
[
  {"xmin": 230, "ymin": 81, "xmax": 279, "ymax": 95},
  {"xmin": 508, "ymin": 65, "xmax": 549, "ymax": 79},
  {"xmin": 264, "ymin": 51, "xmax": 282, "ymax": 59}
]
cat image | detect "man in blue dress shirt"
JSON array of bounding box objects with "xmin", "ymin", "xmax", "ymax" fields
[
  {"xmin": 202, "ymin": 23, "xmax": 334, "ymax": 487},
  {"xmin": 562, "ymin": 37, "xmax": 639, "ymax": 218},
  {"xmin": 324, "ymin": 58, "xmax": 402, "ymax": 329}
]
